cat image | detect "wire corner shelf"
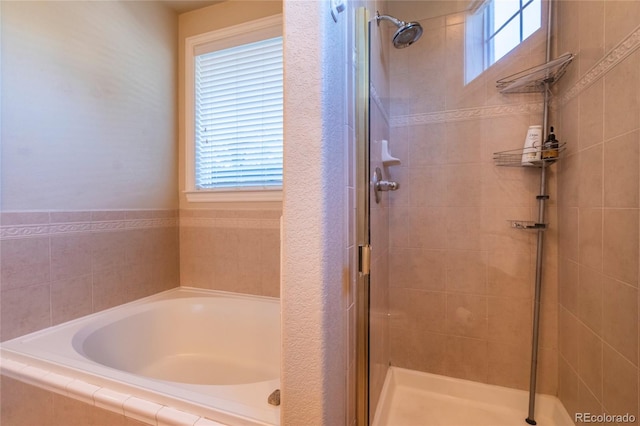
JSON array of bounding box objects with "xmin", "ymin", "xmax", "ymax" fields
[
  {"xmin": 493, "ymin": 142, "xmax": 566, "ymax": 167},
  {"xmin": 508, "ymin": 220, "xmax": 547, "ymax": 231},
  {"xmin": 496, "ymin": 52, "xmax": 575, "ymax": 94}
]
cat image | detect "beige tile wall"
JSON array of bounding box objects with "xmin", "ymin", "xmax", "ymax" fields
[
  {"xmin": 386, "ymin": 6, "xmax": 558, "ymax": 394},
  {"xmin": 0, "ymin": 210, "xmax": 179, "ymax": 341},
  {"xmin": 556, "ymin": 1, "xmax": 640, "ymax": 422},
  {"xmin": 179, "ymin": 209, "xmax": 281, "ymax": 297}
]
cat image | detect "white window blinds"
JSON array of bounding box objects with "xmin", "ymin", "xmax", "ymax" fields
[{"xmin": 194, "ymin": 36, "xmax": 283, "ymax": 190}]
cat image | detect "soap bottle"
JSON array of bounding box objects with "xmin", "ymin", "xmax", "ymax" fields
[{"xmin": 542, "ymin": 126, "xmax": 558, "ymax": 159}]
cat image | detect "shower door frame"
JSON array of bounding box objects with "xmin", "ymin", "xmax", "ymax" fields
[{"xmin": 355, "ymin": 7, "xmax": 371, "ymax": 426}]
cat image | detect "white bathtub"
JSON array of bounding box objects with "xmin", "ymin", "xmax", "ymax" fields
[{"xmin": 0, "ymin": 287, "xmax": 281, "ymax": 426}]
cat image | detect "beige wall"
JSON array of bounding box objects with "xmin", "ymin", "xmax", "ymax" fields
[
  {"xmin": 1, "ymin": 1, "xmax": 178, "ymax": 211},
  {"xmin": 0, "ymin": 1, "xmax": 180, "ymax": 341},
  {"xmin": 556, "ymin": 1, "xmax": 640, "ymax": 421},
  {"xmin": 385, "ymin": 1, "xmax": 558, "ymax": 394}
]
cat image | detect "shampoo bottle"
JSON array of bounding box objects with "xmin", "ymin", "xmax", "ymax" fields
[{"xmin": 521, "ymin": 125, "xmax": 542, "ymax": 165}]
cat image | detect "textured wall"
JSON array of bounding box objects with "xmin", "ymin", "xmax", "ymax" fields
[
  {"xmin": 1, "ymin": 1, "xmax": 178, "ymax": 210},
  {"xmin": 556, "ymin": 1, "xmax": 640, "ymax": 421},
  {"xmin": 281, "ymin": 0, "xmax": 348, "ymax": 423}
]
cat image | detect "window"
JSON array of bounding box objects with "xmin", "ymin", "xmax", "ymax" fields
[
  {"xmin": 465, "ymin": 0, "xmax": 541, "ymax": 84},
  {"xmin": 185, "ymin": 15, "xmax": 283, "ymax": 202}
]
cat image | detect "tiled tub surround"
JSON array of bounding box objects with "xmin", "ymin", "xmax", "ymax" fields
[
  {"xmin": 0, "ymin": 210, "xmax": 179, "ymax": 342},
  {"xmin": 1, "ymin": 287, "xmax": 280, "ymax": 426},
  {"xmin": 179, "ymin": 209, "xmax": 281, "ymax": 298}
]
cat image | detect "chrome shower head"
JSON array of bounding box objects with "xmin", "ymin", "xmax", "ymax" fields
[{"xmin": 376, "ymin": 11, "xmax": 423, "ymax": 48}]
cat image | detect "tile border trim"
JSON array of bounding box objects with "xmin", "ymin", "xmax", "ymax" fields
[
  {"xmin": 390, "ymin": 102, "xmax": 544, "ymax": 128},
  {"xmin": 387, "ymin": 24, "xmax": 640, "ymax": 124},
  {"xmin": 559, "ymin": 25, "xmax": 640, "ymax": 105},
  {"xmin": 180, "ymin": 217, "xmax": 280, "ymax": 230},
  {"xmin": 0, "ymin": 217, "xmax": 177, "ymax": 240}
]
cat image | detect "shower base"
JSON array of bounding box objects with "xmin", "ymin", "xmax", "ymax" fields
[{"xmin": 372, "ymin": 367, "xmax": 574, "ymax": 426}]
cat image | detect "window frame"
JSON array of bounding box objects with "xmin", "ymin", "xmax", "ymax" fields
[
  {"xmin": 464, "ymin": 0, "xmax": 541, "ymax": 84},
  {"xmin": 485, "ymin": 0, "xmax": 538, "ymax": 65},
  {"xmin": 184, "ymin": 14, "xmax": 283, "ymax": 203}
]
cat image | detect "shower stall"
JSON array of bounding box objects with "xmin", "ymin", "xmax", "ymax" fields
[{"xmin": 354, "ymin": 2, "xmax": 573, "ymax": 424}]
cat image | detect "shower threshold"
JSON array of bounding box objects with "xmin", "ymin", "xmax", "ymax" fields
[{"xmin": 372, "ymin": 367, "xmax": 573, "ymax": 426}]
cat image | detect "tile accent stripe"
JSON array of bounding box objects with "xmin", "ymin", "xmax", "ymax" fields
[
  {"xmin": 383, "ymin": 26, "xmax": 640, "ymax": 127},
  {"xmin": 180, "ymin": 217, "xmax": 280, "ymax": 230},
  {"xmin": 0, "ymin": 217, "xmax": 177, "ymax": 240},
  {"xmin": 390, "ymin": 102, "xmax": 544, "ymax": 128},
  {"xmin": 560, "ymin": 25, "xmax": 640, "ymax": 105}
]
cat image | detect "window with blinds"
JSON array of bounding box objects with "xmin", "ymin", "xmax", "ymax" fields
[{"xmin": 184, "ymin": 15, "xmax": 283, "ymax": 202}]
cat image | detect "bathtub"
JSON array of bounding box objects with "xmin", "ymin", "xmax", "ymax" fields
[{"xmin": 0, "ymin": 287, "xmax": 280, "ymax": 426}]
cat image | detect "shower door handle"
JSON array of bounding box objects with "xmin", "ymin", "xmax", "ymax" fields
[
  {"xmin": 376, "ymin": 180, "xmax": 399, "ymax": 191},
  {"xmin": 372, "ymin": 167, "xmax": 399, "ymax": 203}
]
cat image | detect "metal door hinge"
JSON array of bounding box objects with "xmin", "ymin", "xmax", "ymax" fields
[{"xmin": 359, "ymin": 244, "xmax": 371, "ymax": 276}]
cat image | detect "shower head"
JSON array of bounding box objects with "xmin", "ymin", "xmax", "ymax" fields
[{"xmin": 375, "ymin": 11, "xmax": 423, "ymax": 49}]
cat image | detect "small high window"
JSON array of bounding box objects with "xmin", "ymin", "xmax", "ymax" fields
[
  {"xmin": 184, "ymin": 15, "xmax": 283, "ymax": 203},
  {"xmin": 465, "ymin": 0, "xmax": 541, "ymax": 84}
]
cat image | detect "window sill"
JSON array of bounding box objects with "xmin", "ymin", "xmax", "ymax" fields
[{"xmin": 184, "ymin": 189, "xmax": 283, "ymax": 203}]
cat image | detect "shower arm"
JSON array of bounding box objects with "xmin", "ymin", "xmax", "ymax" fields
[{"xmin": 375, "ymin": 12, "xmax": 404, "ymax": 27}]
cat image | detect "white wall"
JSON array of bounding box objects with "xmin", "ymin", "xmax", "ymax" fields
[{"xmin": 1, "ymin": 1, "xmax": 178, "ymax": 211}]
